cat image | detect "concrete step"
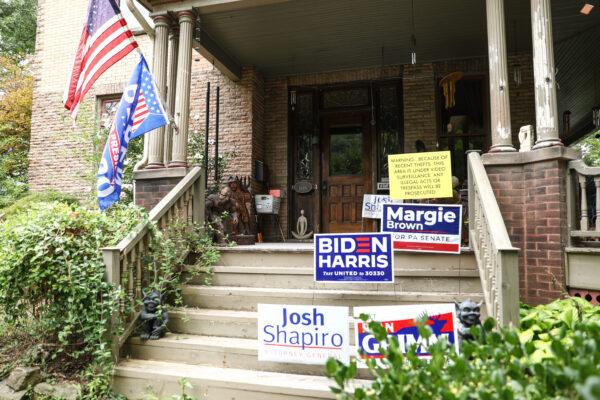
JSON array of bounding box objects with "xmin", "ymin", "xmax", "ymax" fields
[
  {"xmin": 168, "ymin": 308, "xmax": 358, "ymax": 341},
  {"xmin": 181, "ymin": 285, "xmax": 483, "ymax": 311},
  {"xmin": 217, "ymin": 243, "xmax": 477, "ymax": 269},
  {"xmin": 188, "ymin": 265, "xmax": 481, "ymax": 292},
  {"xmin": 114, "ymin": 359, "xmax": 357, "ymax": 399},
  {"xmin": 126, "ymin": 333, "xmax": 361, "ymax": 377}
]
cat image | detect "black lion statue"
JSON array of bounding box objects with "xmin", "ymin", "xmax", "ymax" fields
[{"xmin": 140, "ymin": 289, "xmax": 169, "ymax": 340}]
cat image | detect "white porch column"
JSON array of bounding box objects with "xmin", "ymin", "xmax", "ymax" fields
[
  {"xmin": 146, "ymin": 14, "xmax": 170, "ymax": 168},
  {"xmin": 170, "ymin": 11, "xmax": 195, "ymax": 167},
  {"xmin": 486, "ymin": 0, "xmax": 515, "ymax": 152},
  {"xmin": 531, "ymin": 0, "xmax": 563, "ymax": 149},
  {"xmin": 163, "ymin": 27, "xmax": 179, "ymax": 166}
]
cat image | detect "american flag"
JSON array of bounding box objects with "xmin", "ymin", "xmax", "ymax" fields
[
  {"xmin": 64, "ymin": 0, "xmax": 138, "ymax": 118},
  {"xmin": 97, "ymin": 55, "xmax": 169, "ymax": 210},
  {"xmin": 132, "ymin": 90, "xmax": 148, "ymax": 131}
]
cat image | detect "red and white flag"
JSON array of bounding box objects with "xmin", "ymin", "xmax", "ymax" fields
[{"xmin": 63, "ymin": 0, "xmax": 138, "ymax": 118}]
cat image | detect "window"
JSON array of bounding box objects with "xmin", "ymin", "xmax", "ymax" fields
[
  {"xmin": 99, "ymin": 97, "xmax": 120, "ymax": 129},
  {"xmin": 437, "ymin": 76, "xmax": 488, "ymax": 182}
]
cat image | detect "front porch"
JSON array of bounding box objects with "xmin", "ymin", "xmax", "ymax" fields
[
  {"xmin": 134, "ymin": 0, "xmax": 599, "ymax": 239},
  {"xmin": 127, "ymin": 0, "xmax": 600, "ymax": 307}
]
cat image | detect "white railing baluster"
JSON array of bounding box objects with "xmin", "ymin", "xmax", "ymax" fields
[
  {"xmin": 567, "ymin": 161, "xmax": 600, "ymax": 241},
  {"xmin": 579, "ymin": 175, "xmax": 589, "ymax": 231}
]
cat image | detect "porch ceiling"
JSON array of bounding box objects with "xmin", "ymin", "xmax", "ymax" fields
[{"xmin": 147, "ymin": 0, "xmax": 599, "ymax": 77}]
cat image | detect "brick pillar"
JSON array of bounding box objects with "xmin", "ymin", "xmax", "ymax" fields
[
  {"xmin": 482, "ymin": 147, "xmax": 578, "ymax": 305},
  {"xmin": 134, "ymin": 168, "xmax": 188, "ymax": 211}
]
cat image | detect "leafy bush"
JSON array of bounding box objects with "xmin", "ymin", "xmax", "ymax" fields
[
  {"xmin": 327, "ymin": 298, "xmax": 600, "ymax": 400},
  {"xmin": 577, "ymin": 132, "xmax": 600, "ymax": 167},
  {"xmin": 0, "ymin": 190, "xmax": 79, "ymax": 218},
  {"xmin": 0, "ymin": 200, "xmax": 145, "ymax": 395}
]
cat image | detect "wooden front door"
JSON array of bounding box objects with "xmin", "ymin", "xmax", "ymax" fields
[{"xmin": 321, "ymin": 112, "xmax": 372, "ymax": 233}]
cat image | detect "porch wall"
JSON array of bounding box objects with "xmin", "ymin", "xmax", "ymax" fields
[
  {"xmin": 261, "ymin": 54, "xmax": 536, "ymax": 239},
  {"xmin": 188, "ymin": 60, "xmax": 264, "ymax": 191}
]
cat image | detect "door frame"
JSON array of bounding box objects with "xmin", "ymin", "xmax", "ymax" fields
[
  {"xmin": 319, "ymin": 110, "xmax": 374, "ymax": 233},
  {"xmin": 287, "ymin": 80, "xmax": 402, "ymax": 236}
]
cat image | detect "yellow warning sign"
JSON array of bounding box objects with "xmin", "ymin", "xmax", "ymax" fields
[{"xmin": 388, "ymin": 151, "xmax": 453, "ymax": 200}]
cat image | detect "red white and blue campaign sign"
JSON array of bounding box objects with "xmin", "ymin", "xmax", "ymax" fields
[
  {"xmin": 354, "ymin": 304, "xmax": 458, "ymax": 362},
  {"xmin": 381, "ymin": 203, "xmax": 462, "ymax": 254},
  {"xmin": 258, "ymin": 304, "xmax": 350, "ymax": 365},
  {"xmin": 314, "ymin": 233, "xmax": 394, "ymax": 283},
  {"xmin": 97, "ymin": 55, "xmax": 168, "ymax": 210}
]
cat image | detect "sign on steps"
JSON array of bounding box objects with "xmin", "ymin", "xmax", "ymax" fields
[
  {"xmin": 353, "ymin": 304, "xmax": 459, "ymax": 362},
  {"xmin": 257, "ymin": 304, "xmax": 350, "ymax": 365},
  {"xmin": 361, "ymin": 194, "xmax": 403, "ymax": 219},
  {"xmin": 314, "ymin": 233, "xmax": 394, "ymax": 282},
  {"xmin": 381, "ymin": 203, "xmax": 463, "ymax": 254}
]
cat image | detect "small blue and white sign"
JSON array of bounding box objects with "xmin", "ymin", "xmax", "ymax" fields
[
  {"xmin": 314, "ymin": 233, "xmax": 394, "ymax": 283},
  {"xmin": 381, "ymin": 203, "xmax": 462, "ymax": 254}
]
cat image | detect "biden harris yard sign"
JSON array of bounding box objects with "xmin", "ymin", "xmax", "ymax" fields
[
  {"xmin": 314, "ymin": 233, "xmax": 394, "ymax": 283},
  {"xmin": 258, "ymin": 304, "xmax": 350, "ymax": 365},
  {"xmin": 354, "ymin": 304, "xmax": 458, "ymax": 362},
  {"xmin": 381, "ymin": 203, "xmax": 462, "ymax": 254}
]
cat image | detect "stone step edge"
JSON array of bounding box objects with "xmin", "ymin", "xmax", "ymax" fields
[
  {"xmin": 196, "ymin": 265, "xmax": 479, "ymax": 277},
  {"xmin": 217, "ymin": 245, "xmax": 474, "ymax": 254},
  {"xmin": 182, "ymin": 285, "xmax": 484, "ymax": 298},
  {"xmin": 128, "ymin": 333, "xmax": 360, "ymax": 354},
  {"xmin": 114, "ymin": 359, "xmax": 356, "ymax": 399}
]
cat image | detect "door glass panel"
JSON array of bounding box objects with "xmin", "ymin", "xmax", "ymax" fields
[
  {"xmin": 329, "ymin": 126, "xmax": 362, "ymax": 176},
  {"xmin": 323, "ymin": 88, "xmax": 368, "ymax": 109}
]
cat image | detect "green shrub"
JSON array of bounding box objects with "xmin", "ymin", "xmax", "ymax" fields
[
  {"xmin": 327, "ymin": 298, "xmax": 600, "ymax": 400},
  {"xmin": 0, "ymin": 200, "xmax": 145, "ymax": 396},
  {"xmin": 0, "ymin": 190, "xmax": 79, "ymax": 218}
]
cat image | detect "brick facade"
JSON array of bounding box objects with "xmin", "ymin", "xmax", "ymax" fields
[
  {"xmin": 30, "ymin": 1, "xmax": 539, "ymax": 249},
  {"xmin": 483, "ymin": 148, "xmax": 578, "ymax": 305},
  {"xmin": 134, "ymin": 169, "xmax": 187, "ymax": 211}
]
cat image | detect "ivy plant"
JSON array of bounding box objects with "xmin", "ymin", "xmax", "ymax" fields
[{"xmin": 327, "ymin": 298, "xmax": 600, "ymax": 400}]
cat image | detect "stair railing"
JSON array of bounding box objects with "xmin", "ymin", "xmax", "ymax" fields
[
  {"xmin": 102, "ymin": 167, "xmax": 205, "ymax": 361},
  {"xmin": 467, "ymin": 152, "xmax": 519, "ymax": 327},
  {"xmin": 567, "ymin": 160, "xmax": 600, "ymax": 244}
]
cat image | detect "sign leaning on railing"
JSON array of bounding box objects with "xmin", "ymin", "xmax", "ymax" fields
[{"xmin": 381, "ymin": 203, "xmax": 463, "ymax": 254}]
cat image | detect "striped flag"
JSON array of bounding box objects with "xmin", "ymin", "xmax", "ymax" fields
[
  {"xmin": 97, "ymin": 55, "xmax": 169, "ymax": 210},
  {"xmin": 64, "ymin": 0, "xmax": 138, "ymax": 118}
]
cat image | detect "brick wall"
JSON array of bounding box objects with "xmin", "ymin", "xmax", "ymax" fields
[
  {"xmin": 403, "ymin": 63, "xmax": 437, "ymax": 152},
  {"xmin": 188, "ymin": 62, "xmax": 264, "ymax": 191},
  {"xmin": 135, "ymin": 176, "xmax": 183, "ymax": 211},
  {"xmin": 483, "ymin": 148, "xmax": 576, "ymax": 305},
  {"xmin": 29, "ymin": 0, "xmax": 153, "ymax": 197}
]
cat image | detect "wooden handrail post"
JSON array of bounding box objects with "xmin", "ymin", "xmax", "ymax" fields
[
  {"xmin": 103, "ymin": 247, "xmax": 121, "ymax": 286},
  {"xmin": 498, "ymin": 249, "xmax": 520, "ymax": 327},
  {"xmin": 102, "ymin": 247, "xmax": 122, "ymax": 362}
]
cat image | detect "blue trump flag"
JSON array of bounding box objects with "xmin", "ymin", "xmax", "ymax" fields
[{"xmin": 97, "ymin": 55, "xmax": 168, "ymax": 210}]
